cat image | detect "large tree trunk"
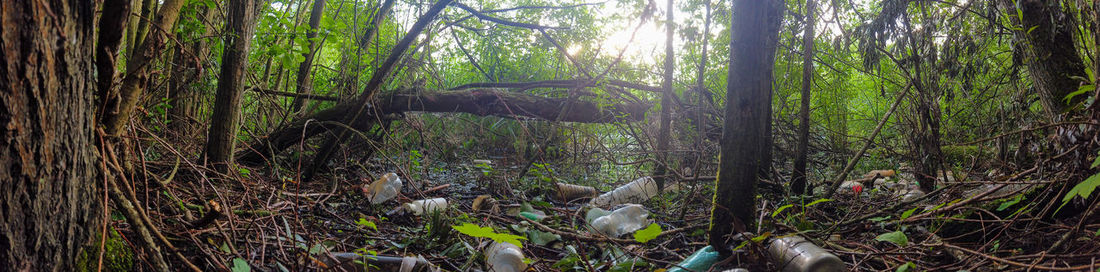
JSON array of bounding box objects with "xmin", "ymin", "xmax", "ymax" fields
[
  {"xmin": 290, "ymin": 0, "xmax": 328, "ymax": 112},
  {"xmin": 654, "ymin": 0, "xmax": 676, "ymax": 189},
  {"xmin": 0, "ymin": 0, "xmax": 100, "ymax": 270},
  {"xmin": 205, "ymin": 0, "xmax": 258, "ymax": 173},
  {"xmin": 792, "ymin": 0, "xmax": 816, "ymax": 195},
  {"xmin": 1005, "ymin": 0, "xmax": 1089, "ymax": 118},
  {"xmin": 709, "ymin": 0, "xmax": 782, "ymax": 255},
  {"xmin": 236, "ymin": 89, "xmax": 651, "ymax": 165},
  {"xmin": 99, "ymin": 0, "xmax": 187, "ymax": 136}
]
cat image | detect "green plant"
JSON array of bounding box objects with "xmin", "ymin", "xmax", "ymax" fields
[{"xmin": 452, "ymin": 223, "xmax": 526, "ymax": 247}]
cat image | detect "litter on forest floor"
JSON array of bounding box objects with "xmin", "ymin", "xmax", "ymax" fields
[
  {"xmin": 768, "ymin": 236, "xmax": 845, "ymax": 272},
  {"xmin": 585, "ymin": 204, "xmax": 652, "ymax": 238},
  {"xmin": 362, "ymin": 172, "xmax": 402, "ymax": 204}
]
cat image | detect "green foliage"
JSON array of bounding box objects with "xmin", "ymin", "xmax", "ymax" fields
[
  {"xmin": 632, "ymin": 223, "xmax": 662, "ymax": 243},
  {"xmin": 356, "ymin": 217, "xmax": 377, "ymax": 231},
  {"xmin": 895, "ymin": 261, "xmax": 916, "ymax": 272},
  {"xmin": 231, "ymin": 258, "xmax": 251, "ymax": 272},
  {"xmin": 452, "ymin": 223, "xmax": 526, "ymax": 248},
  {"xmin": 76, "ymin": 226, "xmax": 134, "ymax": 272},
  {"xmin": 875, "ymin": 230, "xmax": 909, "ymax": 247}
]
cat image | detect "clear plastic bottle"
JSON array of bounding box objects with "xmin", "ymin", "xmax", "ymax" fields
[
  {"xmin": 403, "ymin": 198, "xmax": 448, "ymax": 215},
  {"xmin": 486, "ymin": 242, "xmax": 526, "ymax": 272},
  {"xmin": 363, "ymin": 173, "xmax": 402, "ymax": 204},
  {"xmin": 589, "ymin": 177, "xmax": 660, "ymax": 208},
  {"xmin": 586, "ymin": 204, "xmax": 650, "ymax": 237},
  {"xmin": 768, "ymin": 236, "xmax": 845, "ymax": 272}
]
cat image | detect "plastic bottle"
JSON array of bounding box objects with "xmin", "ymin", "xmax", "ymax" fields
[
  {"xmin": 554, "ymin": 182, "xmax": 599, "ymax": 203},
  {"xmin": 586, "ymin": 204, "xmax": 650, "ymax": 237},
  {"xmin": 486, "ymin": 242, "xmax": 526, "ymax": 272},
  {"xmin": 666, "ymin": 246, "xmax": 720, "ymax": 272},
  {"xmin": 589, "ymin": 177, "xmax": 660, "ymax": 208},
  {"xmin": 363, "ymin": 173, "xmax": 402, "ymax": 204},
  {"xmin": 768, "ymin": 236, "xmax": 845, "ymax": 272},
  {"xmin": 403, "ymin": 198, "xmax": 448, "ymax": 215}
]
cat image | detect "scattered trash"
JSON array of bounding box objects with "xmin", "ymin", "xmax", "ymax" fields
[
  {"xmin": 721, "ymin": 269, "xmax": 750, "ymax": 272},
  {"xmin": 403, "ymin": 198, "xmax": 448, "ymax": 215},
  {"xmin": 837, "ymin": 180, "xmax": 864, "ymax": 195},
  {"xmin": 472, "ymin": 195, "xmax": 500, "ymax": 213},
  {"xmin": 472, "ymin": 159, "xmax": 493, "ymax": 166},
  {"xmin": 325, "ymin": 252, "xmax": 435, "ymax": 272},
  {"xmin": 486, "ymin": 242, "xmax": 527, "ymax": 272},
  {"xmin": 586, "ymin": 204, "xmax": 651, "ymax": 237},
  {"xmin": 863, "ymin": 169, "xmax": 896, "ymax": 178},
  {"xmin": 517, "ymin": 202, "xmax": 547, "ymax": 221},
  {"xmin": 768, "ymin": 236, "xmax": 845, "ymax": 272},
  {"xmin": 554, "ymin": 182, "xmax": 599, "ymax": 203},
  {"xmin": 666, "ymin": 245, "xmax": 721, "ymax": 272},
  {"xmin": 362, "ymin": 173, "xmax": 403, "ymax": 204},
  {"xmin": 590, "ymin": 177, "xmax": 660, "ymax": 208}
]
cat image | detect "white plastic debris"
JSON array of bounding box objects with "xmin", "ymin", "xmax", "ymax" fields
[
  {"xmin": 485, "ymin": 242, "xmax": 527, "ymax": 272},
  {"xmin": 586, "ymin": 204, "xmax": 651, "ymax": 237},
  {"xmin": 403, "ymin": 198, "xmax": 448, "ymax": 215},
  {"xmin": 590, "ymin": 177, "xmax": 660, "ymax": 208},
  {"xmin": 363, "ymin": 173, "xmax": 403, "ymax": 204}
]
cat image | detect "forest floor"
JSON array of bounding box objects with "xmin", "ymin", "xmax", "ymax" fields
[{"xmin": 132, "ymin": 148, "xmax": 1100, "ymax": 272}]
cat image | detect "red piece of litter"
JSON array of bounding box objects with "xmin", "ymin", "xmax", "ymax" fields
[{"xmin": 852, "ymin": 184, "xmax": 863, "ymax": 194}]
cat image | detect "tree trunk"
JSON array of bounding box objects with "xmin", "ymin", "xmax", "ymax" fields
[
  {"xmin": 94, "ymin": 0, "xmax": 131, "ymax": 108},
  {"xmin": 290, "ymin": 0, "xmax": 328, "ymax": 112},
  {"xmin": 690, "ymin": 0, "xmax": 712, "ymax": 177},
  {"xmin": 205, "ymin": 0, "xmax": 258, "ymax": 173},
  {"xmin": 709, "ymin": 0, "xmax": 782, "ymax": 255},
  {"xmin": 167, "ymin": 7, "xmax": 216, "ymax": 136},
  {"xmin": 100, "ymin": 0, "xmax": 187, "ymax": 136},
  {"xmin": 792, "ymin": 0, "xmax": 816, "ymax": 195},
  {"xmin": 236, "ymin": 88, "xmax": 651, "ymax": 165},
  {"xmin": 0, "ymin": 0, "xmax": 100, "ymax": 270},
  {"xmin": 654, "ymin": 0, "xmax": 676, "ymax": 189},
  {"xmin": 1005, "ymin": 0, "xmax": 1089, "ymax": 118}
]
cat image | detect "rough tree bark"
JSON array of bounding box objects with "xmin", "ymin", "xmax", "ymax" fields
[
  {"xmin": 99, "ymin": 0, "xmax": 187, "ymax": 136},
  {"xmin": 205, "ymin": 0, "xmax": 258, "ymax": 173},
  {"xmin": 690, "ymin": 0, "xmax": 711, "ymax": 176},
  {"xmin": 709, "ymin": 0, "xmax": 783, "ymax": 255},
  {"xmin": 290, "ymin": 0, "xmax": 328, "ymax": 112},
  {"xmin": 0, "ymin": 0, "xmax": 100, "ymax": 270},
  {"xmin": 792, "ymin": 0, "xmax": 816, "ymax": 195},
  {"xmin": 1004, "ymin": 0, "xmax": 1089, "ymax": 118},
  {"xmin": 236, "ymin": 89, "xmax": 651, "ymax": 165},
  {"xmin": 654, "ymin": 0, "xmax": 676, "ymax": 189}
]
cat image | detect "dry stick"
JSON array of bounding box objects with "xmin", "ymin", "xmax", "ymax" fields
[
  {"xmin": 824, "ymin": 83, "xmax": 912, "ymax": 198},
  {"xmin": 937, "ymin": 243, "xmax": 1096, "ymax": 271},
  {"xmin": 1049, "ymin": 196, "xmax": 1099, "ymax": 252}
]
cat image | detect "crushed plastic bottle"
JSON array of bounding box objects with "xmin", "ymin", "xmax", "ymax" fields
[
  {"xmin": 586, "ymin": 204, "xmax": 650, "ymax": 237},
  {"xmin": 325, "ymin": 252, "xmax": 433, "ymax": 272},
  {"xmin": 589, "ymin": 177, "xmax": 660, "ymax": 208},
  {"xmin": 485, "ymin": 242, "xmax": 527, "ymax": 272},
  {"xmin": 666, "ymin": 246, "xmax": 721, "ymax": 272},
  {"xmin": 403, "ymin": 198, "xmax": 448, "ymax": 216},
  {"xmin": 768, "ymin": 236, "xmax": 845, "ymax": 272},
  {"xmin": 362, "ymin": 173, "xmax": 402, "ymax": 204}
]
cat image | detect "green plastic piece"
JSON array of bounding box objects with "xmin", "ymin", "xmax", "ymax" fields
[
  {"xmin": 667, "ymin": 246, "xmax": 720, "ymax": 272},
  {"xmin": 519, "ymin": 211, "xmax": 545, "ymax": 221}
]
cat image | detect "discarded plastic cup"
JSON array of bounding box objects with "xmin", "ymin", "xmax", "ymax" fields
[
  {"xmin": 403, "ymin": 198, "xmax": 448, "ymax": 215},
  {"xmin": 586, "ymin": 204, "xmax": 650, "ymax": 237},
  {"xmin": 768, "ymin": 236, "xmax": 845, "ymax": 272},
  {"xmin": 486, "ymin": 242, "xmax": 526, "ymax": 272},
  {"xmin": 590, "ymin": 177, "xmax": 660, "ymax": 208},
  {"xmin": 363, "ymin": 173, "xmax": 403, "ymax": 204}
]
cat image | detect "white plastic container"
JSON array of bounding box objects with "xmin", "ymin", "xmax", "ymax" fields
[
  {"xmin": 589, "ymin": 177, "xmax": 660, "ymax": 208},
  {"xmin": 587, "ymin": 204, "xmax": 651, "ymax": 237},
  {"xmin": 403, "ymin": 198, "xmax": 448, "ymax": 215},
  {"xmin": 485, "ymin": 242, "xmax": 526, "ymax": 272},
  {"xmin": 768, "ymin": 236, "xmax": 845, "ymax": 272},
  {"xmin": 363, "ymin": 173, "xmax": 403, "ymax": 204}
]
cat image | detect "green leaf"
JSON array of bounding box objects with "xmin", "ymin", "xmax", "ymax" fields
[
  {"xmin": 452, "ymin": 223, "xmax": 526, "ymax": 248},
  {"xmin": 356, "ymin": 218, "xmax": 377, "ymax": 231},
  {"xmin": 1062, "ymin": 173, "xmax": 1100, "ymax": 203},
  {"xmin": 806, "ymin": 198, "xmax": 833, "ymax": 207},
  {"xmin": 1063, "ymin": 84, "xmax": 1094, "ymax": 103},
  {"xmin": 231, "ymin": 258, "xmax": 251, "ymax": 272},
  {"xmin": 997, "ymin": 195, "xmax": 1023, "ymax": 211},
  {"xmin": 772, "ymin": 204, "xmax": 794, "ymax": 218},
  {"xmin": 633, "ymin": 223, "xmax": 662, "ymax": 243},
  {"xmin": 875, "ymin": 231, "xmax": 909, "ymax": 247},
  {"xmin": 900, "ymin": 207, "xmax": 919, "ymax": 220},
  {"xmin": 895, "ymin": 261, "xmax": 915, "ymax": 272},
  {"xmin": 1091, "ymin": 151, "xmax": 1100, "ymax": 168}
]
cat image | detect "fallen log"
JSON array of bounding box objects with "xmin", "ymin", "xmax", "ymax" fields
[{"xmin": 237, "ymin": 88, "xmax": 650, "ymax": 165}]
